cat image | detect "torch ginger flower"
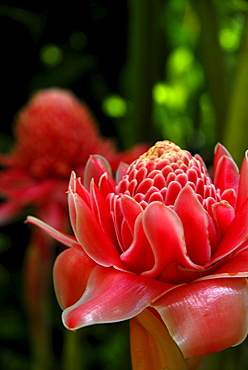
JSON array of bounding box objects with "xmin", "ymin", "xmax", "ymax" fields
[{"xmin": 28, "ymin": 140, "xmax": 248, "ymax": 368}]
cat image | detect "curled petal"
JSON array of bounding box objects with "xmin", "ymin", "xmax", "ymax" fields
[
  {"xmin": 90, "ymin": 181, "xmax": 118, "ymax": 248},
  {"xmin": 116, "ymin": 162, "xmax": 129, "ymax": 183},
  {"xmin": 69, "ymin": 171, "xmax": 90, "ymax": 206},
  {"xmin": 213, "ymin": 143, "xmax": 239, "ymax": 190},
  {"xmin": 54, "ymin": 248, "xmax": 96, "ymax": 309},
  {"xmin": 69, "ymin": 190, "xmax": 124, "ymax": 268},
  {"xmin": 209, "ymin": 198, "xmax": 248, "ymax": 264},
  {"xmin": 62, "ymin": 266, "xmax": 174, "ymax": 330},
  {"xmin": 152, "ymin": 278, "xmax": 248, "ymax": 358},
  {"xmin": 26, "ymin": 216, "xmax": 79, "ymax": 248},
  {"xmin": 174, "ymin": 186, "xmax": 211, "ymax": 265},
  {"xmin": 98, "ymin": 172, "xmax": 116, "ymax": 197},
  {"xmin": 121, "ymin": 214, "xmax": 155, "ymax": 274},
  {"xmin": 130, "ymin": 308, "xmax": 188, "ymax": 370},
  {"xmin": 84, "ymin": 154, "xmax": 114, "ymax": 190},
  {"xmin": 141, "ymin": 201, "xmax": 201, "ymax": 279},
  {"xmin": 214, "ymin": 147, "xmax": 239, "ymax": 194},
  {"xmin": 211, "ymin": 201, "xmax": 235, "ymax": 237},
  {"xmin": 120, "ymin": 194, "xmax": 143, "ymax": 234}
]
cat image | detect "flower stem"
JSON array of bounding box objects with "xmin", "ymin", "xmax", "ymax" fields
[{"xmin": 61, "ymin": 330, "xmax": 86, "ymax": 370}]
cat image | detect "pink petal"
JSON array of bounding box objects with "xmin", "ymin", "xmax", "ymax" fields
[
  {"xmin": 213, "ymin": 143, "xmax": 233, "ymax": 177},
  {"xmin": 141, "ymin": 201, "xmax": 201, "ymax": 279},
  {"xmin": 115, "ymin": 162, "xmax": 129, "ymax": 183},
  {"xmin": 98, "ymin": 172, "xmax": 116, "ymax": 197},
  {"xmin": 69, "ymin": 190, "xmax": 124, "ymax": 268},
  {"xmin": 90, "ymin": 181, "xmax": 118, "ymax": 248},
  {"xmin": 174, "ymin": 186, "xmax": 211, "ymax": 265},
  {"xmin": 120, "ymin": 214, "xmax": 155, "ymax": 274},
  {"xmin": 53, "ymin": 248, "xmax": 96, "ymax": 309},
  {"xmin": 209, "ymin": 198, "xmax": 248, "ymax": 265},
  {"xmin": 84, "ymin": 155, "xmax": 114, "ymax": 190},
  {"xmin": 120, "ymin": 218, "xmax": 133, "ymax": 250},
  {"xmin": 211, "ymin": 201, "xmax": 235, "ymax": 237},
  {"xmin": 236, "ymin": 150, "xmax": 248, "ymax": 213},
  {"xmin": 214, "ymin": 156, "xmax": 239, "ymax": 194},
  {"xmin": 152, "ymin": 277, "xmax": 248, "ymax": 357},
  {"xmin": 62, "ymin": 265, "xmax": 174, "ymax": 330},
  {"xmin": 69, "ymin": 171, "xmax": 91, "ymax": 206},
  {"xmin": 26, "ymin": 216, "xmax": 79, "ymax": 248},
  {"xmin": 221, "ymin": 188, "xmax": 237, "ymax": 208},
  {"xmin": 130, "ymin": 308, "xmax": 188, "ymax": 370},
  {"xmin": 120, "ymin": 194, "xmax": 143, "ymax": 234}
]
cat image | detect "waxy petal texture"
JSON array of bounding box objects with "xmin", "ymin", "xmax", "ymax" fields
[
  {"xmin": 54, "ymin": 248, "xmax": 96, "ymax": 309},
  {"xmin": 68, "ymin": 190, "xmax": 123, "ymax": 268},
  {"xmin": 153, "ymin": 278, "xmax": 248, "ymax": 358},
  {"xmin": 174, "ymin": 186, "xmax": 211, "ymax": 265},
  {"xmin": 142, "ymin": 201, "xmax": 201, "ymax": 278},
  {"xmin": 62, "ymin": 266, "xmax": 174, "ymax": 330}
]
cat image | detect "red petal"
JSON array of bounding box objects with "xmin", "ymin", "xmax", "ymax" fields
[
  {"xmin": 53, "ymin": 248, "xmax": 96, "ymax": 309},
  {"xmin": 26, "ymin": 216, "xmax": 79, "ymax": 248},
  {"xmin": 120, "ymin": 194, "xmax": 143, "ymax": 234},
  {"xmin": 130, "ymin": 308, "xmax": 188, "ymax": 370},
  {"xmin": 120, "ymin": 214, "xmax": 155, "ymax": 274},
  {"xmin": 211, "ymin": 201, "xmax": 235, "ymax": 237},
  {"xmin": 236, "ymin": 150, "xmax": 248, "ymax": 213},
  {"xmin": 214, "ymin": 144, "xmax": 239, "ymax": 193},
  {"xmin": 152, "ymin": 277, "xmax": 248, "ymax": 357},
  {"xmin": 213, "ymin": 144, "xmax": 233, "ymax": 178},
  {"xmin": 209, "ymin": 198, "xmax": 248, "ymax": 264},
  {"xmin": 98, "ymin": 172, "xmax": 116, "ymax": 197},
  {"xmin": 90, "ymin": 181, "xmax": 118, "ymax": 249},
  {"xmin": 70, "ymin": 190, "xmax": 124, "ymax": 268},
  {"xmin": 174, "ymin": 186, "xmax": 211, "ymax": 265},
  {"xmin": 69, "ymin": 172, "xmax": 91, "ymax": 206},
  {"xmin": 115, "ymin": 162, "xmax": 128, "ymax": 183},
  {"xmin": 141, "ymin": 201, "xmax": 201, "ymax": 279},
  {"xmin": 62, "ymin": 266, "xmax": 174, "ymax": 330},
  {"xmin": 84, "ymin": 155, "xmax": 114, "ymax": 190}
]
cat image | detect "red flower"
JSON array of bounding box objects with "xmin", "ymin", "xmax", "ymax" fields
[
  {"xmin": 28, "ymin": 140, "xmax": 248, "ymax": 368},
  {"xmin": 0, "ymin": 87, "xmax": 147, "ymax": 226}
]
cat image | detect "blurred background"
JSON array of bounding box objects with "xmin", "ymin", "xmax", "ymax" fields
[{"xmin": 0, "ymin": 0, "xmax": 248, "ymax": 369}]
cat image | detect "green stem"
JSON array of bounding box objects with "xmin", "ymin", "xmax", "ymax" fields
[
  {"xmin": 61, "ymin": 330, "xmax": 86, "ymax": 370},
  {"xmin": 190, "ymin": 0, "xmax": 228, "ymax": 142},
  {"xmin": 223, "ymin": 14, "xmax": 248, "ymax": 166},
  {"xmin": 122, "ymin": 0, "xmax": 166, "ymax": 147}
]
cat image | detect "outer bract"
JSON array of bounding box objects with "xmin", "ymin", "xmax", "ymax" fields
[{"xmin": 28, "ymin": 140, "xmax": 248, "ymax": 368}]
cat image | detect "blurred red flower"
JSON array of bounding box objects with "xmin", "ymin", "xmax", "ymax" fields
[
  {"xmin": 0, "ymin": 88, "xmax": 147, "ymax": 227},
  {"xmin": 28, "ymin": 140, "xmax": 248, "ymax": 369}
]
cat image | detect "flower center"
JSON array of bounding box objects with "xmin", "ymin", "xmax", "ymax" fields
[{"xmin": 115, "ymin": 141, "xmax": 220, "ymax": 209}]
